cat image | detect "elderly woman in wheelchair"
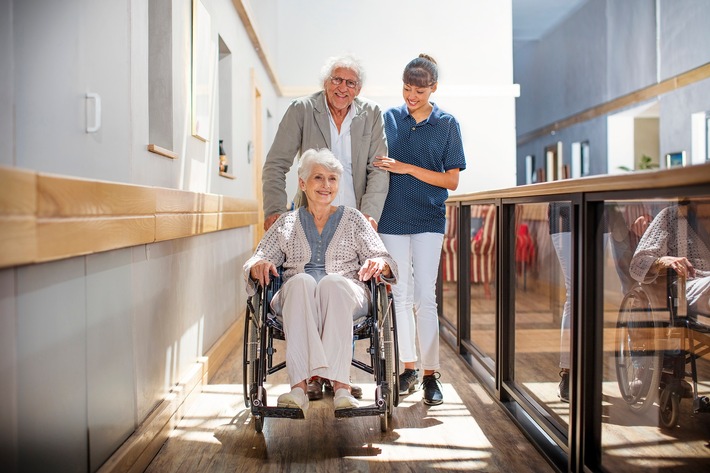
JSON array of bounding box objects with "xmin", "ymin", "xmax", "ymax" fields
[
  {"xmin": 244, "ymin": 148, "xmax": 397, "ymax": 417},
  {"xmin": 629, "ymin": 202, "xmax": 710, "ymax": 318},
  {"xmin": 621, "ymin": 201, "xmax": 710, "ymax": 427}
]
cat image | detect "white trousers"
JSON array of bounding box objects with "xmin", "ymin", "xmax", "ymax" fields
[
  {"xmin": 552, "ymin": 232, "xmax": 611, "ymax": 370},
  {"xmin": 551, "ymin": 233, "xmax": 572, "ymax": 370},
  {"xmin": 271, "ymin": 273, "xmax": 368, "ymax": 387},
  {"xmin": 380, "ymin": 232, "xmax": 444, "ymax": 370},
  {"xmin": 687, "ymin": 276, "xmax": 710, "ymax": 316}
]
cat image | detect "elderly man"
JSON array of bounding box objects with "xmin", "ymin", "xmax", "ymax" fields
[
  {"xmin": 262, "ymin": 55, "xmax": 389, "ymax": 401},
  {"xmin": 262, "ymin": 55, "xmax": 389, "ymax": 232}
]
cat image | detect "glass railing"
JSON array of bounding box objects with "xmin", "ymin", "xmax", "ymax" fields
[{"xmin": 439, "ymin": 163, "xmax": 710, "ymax": 473}]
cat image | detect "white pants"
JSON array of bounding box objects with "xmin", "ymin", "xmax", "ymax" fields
[
  {"xmin": 271, "ymin": 273, "xmax": 368, "ymax": 387},
  {"xmin": 687, "ymin": 276, "xmax": 710, "ymax": 316},
  {"xmin": 551, "ymin": 233, "xmax": 572, "ymax": 370},
  {"xmin": 380, "ymin": 232, "xmax": 444, "ymax": 370},
  {"xmin": 552, "ymin": 232, "xmax": 610, "ymax": 369}
]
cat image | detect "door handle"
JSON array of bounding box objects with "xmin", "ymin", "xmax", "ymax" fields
[{"xmin": 86, "ymin": 92, "xmax": 101, "ymax": 133}]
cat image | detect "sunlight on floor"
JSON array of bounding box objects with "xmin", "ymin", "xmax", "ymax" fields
[{"xmin": 169, "ymin": 381, "xmax": 497, "ymax": 466}]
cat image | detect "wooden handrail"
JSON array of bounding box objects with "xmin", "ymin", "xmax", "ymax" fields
[
  {"xmin": 517, "ymin": 62, "xmax": 710, "ymax": 146},
  {"xmin": 447, "ymin": 162, "xmax": 710, "ymax": 203},
  {"xmin": 0, "ymin": 166, "xmax": 258, "ymax": 269}
]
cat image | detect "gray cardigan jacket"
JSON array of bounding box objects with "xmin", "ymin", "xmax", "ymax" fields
[
  {"xmin": 262, "ymin": 91, "xmax": 389, "ymax": 222},
  {"xmin": 243, "ymin": 206, "xmax": 398, "ymax": 296}
]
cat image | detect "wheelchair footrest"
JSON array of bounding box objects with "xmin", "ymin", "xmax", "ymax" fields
[
  {"xmin": 252, "ymin": 405, "xmax": 305, "ymax": 420},
  {"xmin": 334, "ymin": 403, "xmax": 386, "ymax": 419},
  {"xmin": 693, "ymin": 396, "xmax": 710, "ymax": 414}
]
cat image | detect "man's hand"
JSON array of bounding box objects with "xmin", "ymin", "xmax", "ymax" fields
[
  {"xmin": 264, "ymin": 213, "xmax": 281, "ymax": 231},
  {"xmin": 362, "ymin": 213, "xmax": 378, "ymax": 231}
]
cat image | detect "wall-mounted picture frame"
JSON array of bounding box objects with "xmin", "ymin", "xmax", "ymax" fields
[
  {"xmin": 191, "ymin": 0, "xmax": 215, "ymax": 142},
  {"xmin": 525, "ymin": 155, "xmax": 535, "ymax": 184},
  {"xmin": 580, "ymin": 140, "xmax": 590, "ymax": 176},
  {"xmin": 665, "ymin": 151, "xmax": 686, "ymax": 168}
]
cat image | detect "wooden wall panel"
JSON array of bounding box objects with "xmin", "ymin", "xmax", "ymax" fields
[
  {"xmin": 155, "ymin": 214, "xmax": 220, "ymax": 241},
  {"xmin": 156, "ymin": 188, "xmax": 219, "ymax": 214},
  {"xmin": 0, "ymin": 166, "xmax": 36, "ymax": 214},
  {"xmin": 0, "ymin": 167, "xmax": 258, "ymax": 269},
  {"xmin": 0, "ymin": 217, "xmax": 37, "ymax": 267},
  {"xmin": 0, "ymin": 167, "xmax": 38, "ymax": 267},
  {"xmin": 38, "ymin": 174, "xmax": 156, "ymax": 217},
  {"xmin": 37, "ymin": 216, "xmax": 155, "ymax": 262}
]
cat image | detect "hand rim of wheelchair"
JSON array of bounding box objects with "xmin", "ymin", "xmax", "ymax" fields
[
  {"xmin": 614, "ymin": 285, "xmax": 662, "ymax": 414},
  {"xmin": 615, "ymin": 273, "xmax": 710, "ymax": 429}
]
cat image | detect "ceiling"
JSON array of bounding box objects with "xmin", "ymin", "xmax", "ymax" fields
[{"xmin": 512, "ymin": 0, "xmax": 589, "ymax": 43}]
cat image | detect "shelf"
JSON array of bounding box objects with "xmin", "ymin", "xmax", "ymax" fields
[{"xmin": 147, "ymin": 144, "xmax": 178, "ymax": 159}]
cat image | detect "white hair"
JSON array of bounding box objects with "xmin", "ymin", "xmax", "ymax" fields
[
  {"xmin": 319, "ymin": 55, "xmax": 365, "ymax": 86},
  {"xmin": 297, "ymin": 148, "xmax": 343, "ymax": 181}
]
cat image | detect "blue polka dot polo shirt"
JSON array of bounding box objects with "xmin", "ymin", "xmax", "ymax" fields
[{"xmin": 379, "ymin": 103, "xmax": 466, "ymax": 235}]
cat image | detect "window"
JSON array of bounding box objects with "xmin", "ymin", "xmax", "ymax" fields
[{"xmin": 148, "ymin": 0, "xmax": 174, "ymax": 153}]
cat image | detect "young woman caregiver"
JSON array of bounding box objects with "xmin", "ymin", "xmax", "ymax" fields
[{"xmin": 374, "ymin": 54, "xmax": 466, "ymax": 405}]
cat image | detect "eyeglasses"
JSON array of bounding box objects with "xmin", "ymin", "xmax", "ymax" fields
[{"xmin": 329, "ymin": 76, "xmax": 359, "ymax": 89}]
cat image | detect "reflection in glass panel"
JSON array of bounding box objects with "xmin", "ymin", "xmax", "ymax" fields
[
  {"xmin": 441, "ymin": 205, "xmax": 459, "ymax": 331},
  {"xmin": 470, "ymin": 204, "xmax": 497, "ymax": 365},
  {"xmin": 601, "ymin": 198, "xmax": 710, "ymax": 472},
  {"xmin": 514, "ymin": 202, "xmax": 571, "ymax": 431}
]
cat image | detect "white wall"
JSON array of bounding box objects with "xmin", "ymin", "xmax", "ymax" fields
[
  {"xmin": 1, "ymin": 1, "xmax": 275, "ymax": 470},
  {"xmin": 607, "ymin": 115, "xmax": 635, "ymax": 173}
]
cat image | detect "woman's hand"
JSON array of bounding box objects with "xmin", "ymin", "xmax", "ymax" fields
[
  {"xmin": 374, "ymin": 155, "xmax": 409, "ymax": 175},
  {"xmin": 374, "ymin": 155, "xmax": 460, "ymax": 190},
  {"xmin": 250, "ymin": 261, "xmax": 279, "ymax": 286},
  {"xmin": 655, "ymin": 256, "xmax": 696, "ymax": 279},
  {"xmin": 358, "ymin": 258, "xmax": 391, "ymax": 281}
]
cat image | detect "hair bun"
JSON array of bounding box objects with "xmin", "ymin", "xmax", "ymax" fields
[{"xmin": 418, "ymin": 53, "xmax": 437, "ymax": 65}]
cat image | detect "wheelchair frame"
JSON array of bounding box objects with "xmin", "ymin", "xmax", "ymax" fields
[
  {"xmin": 615, "ymin": 271, "xmax": 710, "ymax": 429},
  {"xmin": 243, "ymin": 272, "xmax": 400, "ymax": 433}
]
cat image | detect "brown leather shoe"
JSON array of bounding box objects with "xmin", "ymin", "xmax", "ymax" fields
[
  {"xmin": 307, "ymin": 377, "xmax": 324, "ymax": 401},
  {"xmin": 323, "ymin": 379, "xmax": 362, "ymax": 399}
]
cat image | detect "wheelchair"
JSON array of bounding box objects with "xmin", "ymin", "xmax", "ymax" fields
[
  {"xmin": 243, "ymin": 270, "xmax": 400, "ymax": 433},
  {"xmin": 615, "ymin": 271, "xmax": 710, "ymax": 429}
]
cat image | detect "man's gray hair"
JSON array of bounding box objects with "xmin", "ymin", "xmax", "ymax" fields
[
  {"xmin": 319, "ymin": 55, "xmax": 365, "ymax": 86},
  {"xmin": 298, "ymin": 148, "xmax": 344, "ymax": 181}
]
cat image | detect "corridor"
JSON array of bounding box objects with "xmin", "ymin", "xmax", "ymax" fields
[{"xmin": 144, "ymin": 333, "xmax": 554, "ymax": 472}]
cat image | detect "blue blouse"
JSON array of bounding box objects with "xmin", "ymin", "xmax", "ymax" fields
[
  {"xmin": 378, "ymin": 103, "xmax": 466, "ymax": 235},
  {"xmin": 299, "ymin": 205, "xmax": 344, "ymax": 283}
]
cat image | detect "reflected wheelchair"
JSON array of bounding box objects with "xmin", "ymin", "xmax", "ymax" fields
[
  {"xmin": 615, "ymin": 271, "xmax": 710, "ymax": 429},
  {"xmin": 243, "ymin": 270, "xmax": 399, "ymax": 433}
]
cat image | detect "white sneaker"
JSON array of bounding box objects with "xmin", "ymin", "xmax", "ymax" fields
[
  {"xmin": 277, "ymin": 387, "xmax": 309, "ymax": 415},
  {"xmin": 333, "ymin": 388, "xmax": 359, "ymax": 410}
]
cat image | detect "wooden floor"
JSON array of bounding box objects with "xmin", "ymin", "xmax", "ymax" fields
[{"xmin": 144, "ymin": 332, "xmax": 556, "ymax": 472}]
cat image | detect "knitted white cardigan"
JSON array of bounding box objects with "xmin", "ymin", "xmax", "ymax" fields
[{"xmin": 243, "ymin": 206, "xmax": 398, "ymax": 295}]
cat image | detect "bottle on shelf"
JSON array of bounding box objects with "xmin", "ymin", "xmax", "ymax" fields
[{"xmin": 219, "ymin": 139, "xmax": 229, "ymax": 173}]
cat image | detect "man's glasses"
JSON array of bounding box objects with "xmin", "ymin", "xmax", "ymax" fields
[{"xmin": 329, "ymin": 76, "xmax": 359, "ymax": 89}]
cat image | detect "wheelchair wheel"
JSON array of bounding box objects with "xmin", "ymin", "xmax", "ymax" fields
[
  {"xmin": 658, "ymin": 386, "xmax": 680, "ymax": 429},
  {"xmin": 377, "ymin": 283, "xmax": 398, "ymax": 432},
  {"xmin": 243, "ymin": 294, "xmax": 262, "ymax": 408},
  {"xmin": 615, "ymin": 286, "xmax": 662, "ymax": 414}
]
